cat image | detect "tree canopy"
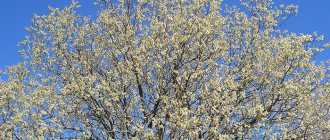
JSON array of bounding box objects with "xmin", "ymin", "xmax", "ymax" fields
[{"xmin": 1, "ymin": 0, "xmax": 330, "ymax": 139}]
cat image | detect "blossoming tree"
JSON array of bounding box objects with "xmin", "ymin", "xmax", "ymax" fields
[{"xmin": 1, "ymin": 0, "xmax": 330, "ymax": 139}]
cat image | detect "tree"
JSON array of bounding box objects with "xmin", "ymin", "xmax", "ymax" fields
[{"xmin": 1, "ymin": 0, "xmax": 330, "ymax": 139}]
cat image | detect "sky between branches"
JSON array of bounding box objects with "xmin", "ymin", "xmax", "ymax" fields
[{"xmin": 0, "ymin": 0, "xmax": 329, "ymax": 69}]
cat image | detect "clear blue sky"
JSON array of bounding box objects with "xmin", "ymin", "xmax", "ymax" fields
[{"xmin": 0, "ymin": 0, "xmax": 329, "ymax": 69}]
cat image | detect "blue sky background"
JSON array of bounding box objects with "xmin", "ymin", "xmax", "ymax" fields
[{"xmin": 0, "ymin": 0, "xmax": 329, "ymax": 69}]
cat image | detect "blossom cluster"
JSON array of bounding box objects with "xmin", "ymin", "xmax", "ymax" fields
[{"xmin": 1, "ymin": 0, "xmax": 330, "ymax": 139}]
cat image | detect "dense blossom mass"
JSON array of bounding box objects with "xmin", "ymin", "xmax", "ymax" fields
[{"xmin": 1, "ymin": 0, "xmax": 330, "ymax": 139}]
